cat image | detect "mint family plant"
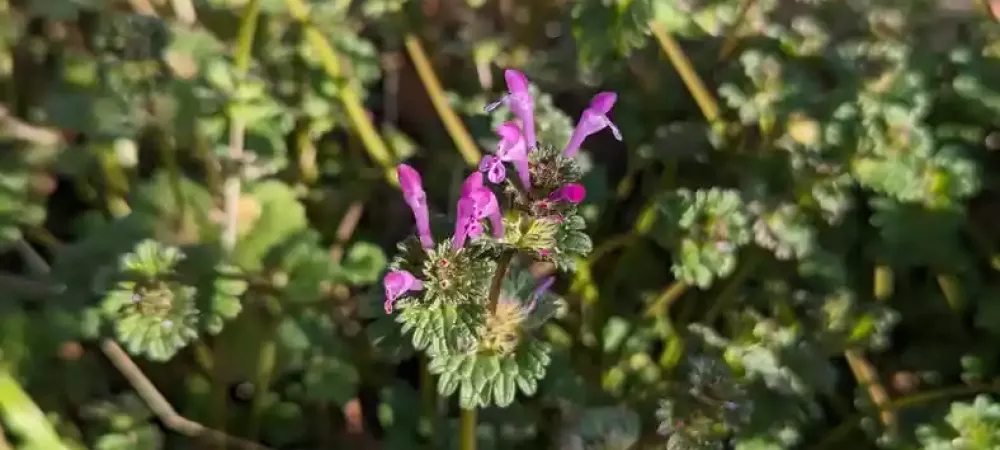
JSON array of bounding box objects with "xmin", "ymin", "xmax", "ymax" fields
[{"xmin": 382, "ymin": 69, "xmax": 616, "ymax": 409}]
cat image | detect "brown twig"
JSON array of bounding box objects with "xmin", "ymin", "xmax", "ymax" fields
[
  {"xmin": 486, "ymin": 250, "xmax": 515, "ymax": 314},
  {"xmin": 125, "ymin": 0, "xmax": 158, "ymax": 16},
  {"xmin": 330, "ymin": 202, "xmax": 365, "ymax": 264},
  {"xmin": 99, "ymin": 340, "xmax": 276, "ymax": 450},
  {"xmin": 0, "ymin": 105, "xmax": 63, "ymax": 146},
  {"xmin": 169, "ymin": 0, "xmax": 198, "ymax": 25},
  {"xmin": 841, "ymin": 265, "xmax": 897, "ymax": 429},
  {"xmin": 12, "ymin": 240, "xmax": 270, "ymax": 449}
]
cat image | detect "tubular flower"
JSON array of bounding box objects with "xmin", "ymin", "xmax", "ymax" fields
[
  {"xmin": 398, "ymin": 164, "xmax": 434, "ymax": 249},
  {"xmin": 383, "ymin": 270, "xmax": 424, "ymax": 314},
  {"xmin": 452, "ymin": 173, "xmax": 504, "ymax": 249},
  {"xmin": 479, "ymin": 122, "xmax": 531, "ymax": 188},
  {"xmin": 461, "ymin": 171, "xmax": 485, "ymax": 198},
  {"xmin": 562, "ymin": 92, "xmax": 622, "ymax": 157},
  {"xmin": 485, "ymin": 69, "xmax": 536, "ymax": 150},
  {"xmin": 549, "ymin": 183, "xmax": 587, "ymax": 204}
]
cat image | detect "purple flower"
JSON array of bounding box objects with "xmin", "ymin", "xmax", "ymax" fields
[
  {"xmin": 398, "ymin": 164, "xmax": 434, "ymax": 249},
  {"xmin": 383, "ymin": 270, "xmax": 424, "ymax": 314},
  {"xmin": 452, "ymin": 173, "xmax": 504, "ymax": 249},
  {"xmin": 549, "ymin": 183, "xmax": 586, "ymax": 204},
  {"xmin": 485, "ymin": 69, "xmax": 536, "ymax": 150},
  {"xmin": 478, "ymin": 122, "xmax": 531, "ymax": 188},
  {"xmin": 562, "ymin": 92, "xmax": 622, "ymax": 157},
  {"xmin": 526, "ymin": 276, "xmax": 554, "ymax": 312}
]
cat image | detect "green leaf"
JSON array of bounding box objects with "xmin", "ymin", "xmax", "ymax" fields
[
  {"xmin": 234, "ymin": 181, "xmax": 308, "ymax": 271},
  {"xmin": 341, "ymin": 241, "xmax": 388, "ymax": 285},
  {"xmin": 0, "ymin": 368, "xmax": 74, "ymax": 450},
  {"xmin": 428, "ymin": 340, "xmax": 551, "ymax": 408}
]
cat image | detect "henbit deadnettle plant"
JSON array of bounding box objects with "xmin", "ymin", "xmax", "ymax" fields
[{"xmin": 381, "ymin": 68, "xmax": 619, "ymax": 408}]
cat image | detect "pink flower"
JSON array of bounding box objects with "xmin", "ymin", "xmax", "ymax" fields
[
  {"xmin": 478, "ymin": 122, "xmax": 531, "ymax": 188},
  {"xmin": 452, "ymin": 172, "xmax": 504, "ymax": 249},
  {"xmin": 383, "ymin": 270, "xmax": 424, "ymax": 314},
  {"xmin": 563, "ymin": 92, "xmax": 622, "ymax": 157},
  {"xmin": 485, "ymin": 69, "xmax": 536, "ymax": 150},
  {"xmin": 398, "ymin": 164, "xmax": 434, "ymax": 249},
  {"xmin": 549, "ymin": 183, "xmax": 587, "ymax": 204}
]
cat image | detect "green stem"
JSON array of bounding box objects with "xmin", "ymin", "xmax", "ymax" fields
[
  {"xmin": 458, "ymin": 407, "xmax": 477, "ymax": 450},
  {"xmin": 716, "ymin": 0, "xmax": 756, "ymax": 60},
  {"xmin": 874, "ymin": 265, "xmax": 893, "ymax": 301},
  {"xmin": 703, "ymin": 255, "xmax": 757, "ymax": 324},
  {"xmin": 420, "ymin": 357, "xmax": 439, "ymax": 448},
  {"xmin": 486, "ymin": 250, "xmax": 515, "ymax": 314},
  {"xmin": 936, "ymin": 273, "xmax": 964, "ymax": 312},
  {"xmin": 649, "ymin": 22, "xmax": 721, "ymax": 125},
  {"xmin": 156, "ymin": 128, "xmax": 186, "ymax": 231},
  {"xmin": 96, "ymin": 142, "xmax": 131, "ymax": 217},
  {"xmin": 644, "ymin": 280, "xmax": 688, "ymax": 318},
  {"xmin": 0, "ymin": 367, "xmax": 72, "ymax": 450},
  {"xmin": 812, "ymin": 383, "xmax": 1000, "ymax": 450},
  {"xmin": 221, "ymin": 0, "xmax": 261, "ymax": 252},
  {"xmin": 213, "ymin": 0, "xmax": 262, "ymax": 438},
  {"xmin": 283, "ymin": 0, "xmax": 397, "ymax": 186},
  {"xmin": 234, "ymin": 0, "xmax": 260, "ymax": 72},
  {"xmin": 247, "ymin": 334, "xmax": 277, "ymax": 441},
  {"xmin": 403, "ymin": 35, "xmax": 481, "ymax": 166}
]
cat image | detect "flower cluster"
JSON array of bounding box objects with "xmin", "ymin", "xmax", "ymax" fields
[{"xmin": 383, "ymin": 69, "xmax": 619, "ymax": 315}]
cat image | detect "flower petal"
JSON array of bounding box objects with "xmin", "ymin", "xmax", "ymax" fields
[
  {"xmin": 487, "ymin": 160, "xmax": 506, "ymax": 184},
  {"xmin": 467, "ymin": 221, "xmax": 485, "ymax": 239},
  {"xmin": 589, "ymin": 92, "xmax": 618, "ymax": 115},
  {"xmin": 397, "ymin": 164, "xmax": 423, "ymax": 196},
  {"xmin": 479, "ymin": 155, "xmax": 497, "ymax": 173},
  {"xmin": 383, "ymin": 270, "xmax": 423, "ymax": 313},
  {"xmin": 504, "ymin": 69, "xmax": 530, "ymax": 94},
  {"xmin": 551, "ymin": 183, "xmax": 587, "ymax": 204},
  {"xmin": 461, "ymin": 171, "xmax": 485, "ymax": 198},
  {"xmin": 397, "ymin": 164, "xmax": 433, "ymax": 249},
  {"xmin": 452, "ymin": 197, "xmax": 476, "ymax": 249},
  {"xmin": 496, "ymin": 122, "xmax": 522, "ymax": 143},
  {"xmin": 513, "ymin": 158, "xmax": 531, "ymax": 189}
]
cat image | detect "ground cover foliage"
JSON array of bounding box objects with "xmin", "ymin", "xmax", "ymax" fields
[{"xmin": 3, "ymin": 0, "xmax": 1000, "ymax": 449}]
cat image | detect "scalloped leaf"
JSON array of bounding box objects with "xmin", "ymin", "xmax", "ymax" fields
[
  {"xmin": 428, "ymin": 340, "xmax": 551, "ymax": 409},
  {"xmin": 398, "ymin": 303, "xmax": 484, "ymax": 357}
]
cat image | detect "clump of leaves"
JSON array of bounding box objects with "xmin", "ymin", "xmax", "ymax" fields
[{"xmin": 99, "ymin": 239, "xmax": 245, "ymax": 361}]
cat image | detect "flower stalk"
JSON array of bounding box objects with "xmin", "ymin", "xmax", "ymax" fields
[
  {"xmin": 486, "ymin": 250, "xmax": 515, "ymax": 315},
  {"xmin": 458, "ymin": 407, "xmax": 477, "ymax": 450}
]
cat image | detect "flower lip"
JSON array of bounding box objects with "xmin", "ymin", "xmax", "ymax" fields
[
  {"xmin": 496, "ymin": 122, "xmax": 522, "ymax": 142},
  {"xmin": 479, "ymin": 155, "xmax": 506, "ymax": 184},
  {"xmin": 383, "ymin": 270, "xmax": 424, "ymax": 314},
  {"xmin": 461, "ymin": 171, "xmax": 485, "ymax": 197},
  {"xmin": 562, "ymin": 91, "xmax": 622, "ymax": 157}
]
